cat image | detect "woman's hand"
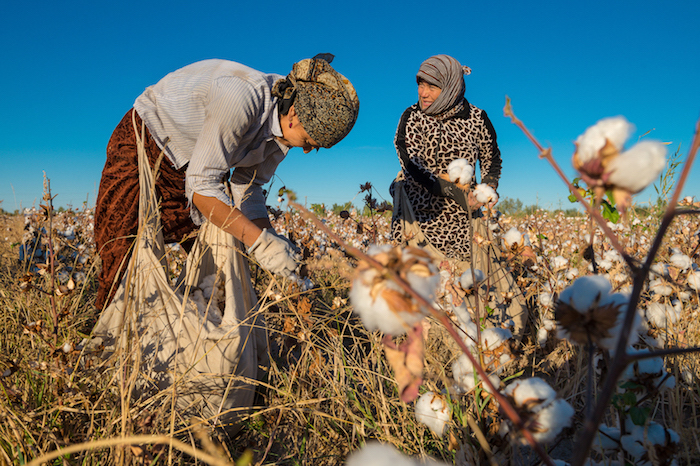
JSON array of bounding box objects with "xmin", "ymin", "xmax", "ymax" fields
[
  {"xmin": 247, "ymin": 229, "xmax": 301, "ymax": 278},
  {"xmin": 467, "ymin": 191, "xmax": 484, "ymax": 210}
]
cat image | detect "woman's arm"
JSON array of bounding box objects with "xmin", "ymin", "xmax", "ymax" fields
[
  {"xmin": 478, "ymin": 110, "xmax": 502, "ymax": 190},
  {"xmin": 192, "ymin": 192, "xmax": 269, "ymax": 248}
]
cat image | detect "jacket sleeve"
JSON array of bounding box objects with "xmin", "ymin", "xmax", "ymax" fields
[{"xmin": 478, "ymin": 109, "xmax": 502, "ymax": 190}]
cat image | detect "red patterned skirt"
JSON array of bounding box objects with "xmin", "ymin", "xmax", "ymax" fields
[{"xmin": 94, "ymin": 109, "xmax": 197, "ymax": 310}]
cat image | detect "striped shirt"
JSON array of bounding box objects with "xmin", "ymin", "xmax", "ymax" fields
[{"xmin": 134, "ymin": 59, "xmax": 288, "ymax": 224}]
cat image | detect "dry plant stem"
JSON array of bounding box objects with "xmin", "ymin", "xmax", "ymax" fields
[
  {"xmin": 25, "ymin": 434, "xmax": 233, "ymax": 466},
  {"xmin": 571, "ymin": 113, "xmax": 700, "ymax": 466},
  {"xmin": 42, "ymin": 175, "xmax": 60, "ymax": 345},
  {"xmin": 290, "ymin": 201, "xmax": 556, "ymax": 466},
  {"xmin": 503, "ymin": 99, "xmax": 630, "ymax": 267}
]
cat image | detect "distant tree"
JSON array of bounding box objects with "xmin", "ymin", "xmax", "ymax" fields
[
  {"xmin": 311, "ymin": 203, "xmax": 326, "ymax": 217},
  {"xmin": 331, "ymin": 201, "xmax": 354, "ymax": 215},
  {"xmin": 496, "ymin": 197, "xmax": 523, "ymax": 216}
]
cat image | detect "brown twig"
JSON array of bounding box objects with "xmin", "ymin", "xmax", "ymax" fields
[{"xmin": 503, "ymin": 98, "xmax": 633, "ymax": 270}]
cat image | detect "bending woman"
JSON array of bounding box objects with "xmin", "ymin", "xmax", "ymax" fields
[
  {"xmin": 391, "ymin": 54, "xmax": 501, "ymax": 272},
  {"xmin": 95, "ymin": 55, "xmax": 359, "ymax": 310}
]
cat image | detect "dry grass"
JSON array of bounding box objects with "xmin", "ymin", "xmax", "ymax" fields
[{"xmin": 2, "ymin": 197, "xmax": 700, "ymax": 465}]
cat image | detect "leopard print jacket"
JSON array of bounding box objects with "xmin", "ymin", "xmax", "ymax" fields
[{"xmin": 391, "ymin": 99, "xmax": 502, "ymax": 260}]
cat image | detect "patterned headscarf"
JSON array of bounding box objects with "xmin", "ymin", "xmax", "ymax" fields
[
  {"xmin": 272, "ymin": 55, "xmax": 359, "ymax": 148},
  {"xmin": 416, "ymin": 55, "xmax": 472, "ymax": 116}
]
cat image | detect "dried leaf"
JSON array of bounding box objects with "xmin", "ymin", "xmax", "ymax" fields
[{"xmin": 383, "ymin": 323, "xmax": 424, "ymax": 402}]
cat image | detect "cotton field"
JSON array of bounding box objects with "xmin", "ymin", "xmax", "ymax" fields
[{"xmin": 3, "ymin": 189, "xmax": 700, "ymax": 465}]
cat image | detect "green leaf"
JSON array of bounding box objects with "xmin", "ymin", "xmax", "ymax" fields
[
  {"xmin": 568, "ymin": 193, "xmax": 577, "ymax": 203},
  {"xmin": 629, "ymin": 406, "xmax": 650, "ymax": 426},
  {"xmin": 621, "ymin": 391, "xmax": 637, "ymax": 406},
  {"xmin": 619, "ymin": 381, "xmax": 642, "ymax": 390},
  {"xmin": 601, "ymin": 201, "xmax": 620, "ymax": 224}
]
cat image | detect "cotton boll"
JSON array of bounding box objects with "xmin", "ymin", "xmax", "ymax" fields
[
  {"xmin": 447, "ymin": 165, "xmax": 463, "ymax": 183},
  {"xmin": 414, "ymin": 391, "xmax": 451, "ymax": 436},
  {"xmin": 480, "ymin": 327, "xmax": 513, "ymax": 352},
  {"xmin": 346, "ymin": 442, "xmax": 443, "ymax": 466},
  {"xmin": 620, "ymin": 349, "xmax": 675, "ymax": 400},
  {"xmin": 450, "ymin": 302, "xmax": 477, "ymax": 340},
  {"xmin": 645, "ymin": 302, "xmax": 673, "ymax": 328},
  {"xmin": 503, "ymin": 227, "xmax": 523, "ymax": 248},
  {"xmin": 564, "ymin": 268, "xmax": 579, "ymax": 281},
  {"xmin": 452, "ymin": 355, "xmax": 479, "ymax": 392},
  {"xmin": 447, "ymin": 158, "xmax": 469, "ymax": 183},
  {"xmin": 598, "ymin": 259, "xmax": 613, "ymax": 271},
  {"xmin": 537, "ymin": 327, "xmax": 549, "ymax": 347},
  {"xmin": 551, "ymin": 255, "xmax": 568, "ymax": 270},
  {"xmin": 458, "ymin": 165, "xmax": 474, "ymax": 186},
  {"xmin": 452, "ymin": 355, "xmax": 500, "ymax": 393},
  {"xmin": 670, "ymin": 252, "xmax": 692, "ymax": 271},
  {"xmin": 504, "ymin": 377, "xmax": 557, "ymax": 411},
  {"xmin": 349, "ymin": 270, "xmax": 424, "ymax": 335},
  {"xmin": 687, "ymin": 271, "xmax": 700, "ymax": 291},
  {"xmin": 558, "ymin": 275, "xmax": 612, "ymax": 313},
  {"xmin": 649, "ymin": 278, "xmax": 673, "ymax": 297},
  {"xmin": 620, "ymin": 422, "xmax": 679, "ymax": 464},
  {"xmin": 350, "ymin": 245, "xmax": 440, "ymax": 336},
  {"xmin": 459, "ymin": 268, "xmax": 485, "ymax": 290},
  {"xmin": 593, "ymin": 424, "xmax": 621, "ymax": 455},
  {"xmin": 502, "ymin": 377, "xmax": 574, "ymax": 444},
  {"xmin": 538, "ymin": 292, "xmax": 554, "ymax": 308},
  {"xmin": 606, "ymin": 141, "xmax": 667, "ymax": 194},
  {"xmin": 543, "ymin": 318, "xmax": 556, "ymax": 331},
  {"xmin": 575, "ymin": 116, "xmax": 633, "ymax": 163},
  {"xmin": 651, "ymin": 262, "xmax": 670, "ymax": 277},
  {"xmin": 619, "ymin": 424, "xmax": 647, "ymax": 460},
  {"xmin": 447, "ymin": 158, "xmax": 468, "ymax": 171},
  {"xmin": 603, "ymin": 249, "xmax": 621, "ymax": 263},
  {"xmin": 533, "ymin": 398, "xmax": 575, "ymax": 443},
  {"xmin": 474, "ymin": 184, "xmax": 498, "ymax": 204}
]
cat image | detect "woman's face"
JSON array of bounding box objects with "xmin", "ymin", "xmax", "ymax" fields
[
  {"xmin": 280, "ymin": 106, "xmax": 320, "ymax": 153},
  {"xmin": 418, "ymin": 80, "xmax": 442, "ymax": 111}
]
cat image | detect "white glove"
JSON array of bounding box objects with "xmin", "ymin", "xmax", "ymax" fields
[{"xmin": 248, "ymin": 229, "xmax": 301, "ymax": 278}]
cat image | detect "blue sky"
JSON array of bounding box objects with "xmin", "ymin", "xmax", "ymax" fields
[{"xmin": 1, "ymin": 0, "xmax": 698, "ymax": 213}]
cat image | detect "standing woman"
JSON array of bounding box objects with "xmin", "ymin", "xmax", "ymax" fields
[
  {"xmin": 95, "ymin": 55, "xmax": 359, "ymax": 310},
  {"xmin": 391, "ymin": 54, "xmax": 501, "ymax": 272}
]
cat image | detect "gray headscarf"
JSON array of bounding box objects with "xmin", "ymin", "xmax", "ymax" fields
[{"xmin": 416, "ymin": 55, "xmax": 472, "ymax": 116}]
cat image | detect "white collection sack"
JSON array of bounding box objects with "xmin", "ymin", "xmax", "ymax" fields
[{"xmin": 86, "ymin": 118, "xmax": 266, "ymax": 433}]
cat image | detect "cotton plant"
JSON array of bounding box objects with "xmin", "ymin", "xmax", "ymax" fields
[
  {"xmin": 350, "ymin": 245, "xmax": 440, "ymax": 336},
  {"xmin": 572, "ymin": 116, "xmax": 667, "ymax": 212},
  {"xmin": 499, "ymin": 377, "xmax": 574, "ymax": 444},
  {"xmin": 414, "ymin": 391, "xmax": 452, "ymax": 436}
]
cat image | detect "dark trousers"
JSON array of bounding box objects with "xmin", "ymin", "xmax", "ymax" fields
[{"xmin": 94, "ymin": 109, "xmax": 197, "ymax": 310}]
